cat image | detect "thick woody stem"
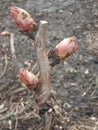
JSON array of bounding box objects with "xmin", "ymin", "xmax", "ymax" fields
[{"xmin": 34, "ymin": 21, "xmax": 51, "ymax": 105}]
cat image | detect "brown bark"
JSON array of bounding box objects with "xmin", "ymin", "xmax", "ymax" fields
[{"xmin": 34, "ymin": 21, "xmax": 51, "ymax": 105}]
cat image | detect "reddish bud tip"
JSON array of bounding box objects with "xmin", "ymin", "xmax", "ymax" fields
[
  {"xmin": 55, "ymin": 36, "xmax": 78, "ymax": 59},
  {"xmin": 0, "ymin": 31, "xmax": 10, "ymax": 36},
  {"xmin": 10, "ymin": 6, "xmax": 37, "ymax": 30},
  {"xmin": 19, "ymin": 68, "xmax": 39, "ymax": 89},
  {"xmin": 0, "ymin": 48, "xmax": 6, "ymax": 54}
]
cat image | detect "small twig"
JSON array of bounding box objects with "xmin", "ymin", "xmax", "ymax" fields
[
  {"xmin": 0, "ymin": 108, "xmax": 8, "ymax": 114},
  {"xmin": 15, "ymin": 118, "xmax": 18, "ymax": 130},
  {"xmin": 0, "ymin": 53, "xmax": 8, "ymax": 78},
  {"xmin": 43, "ymin": 109, "xmax": 53, "ymax": 130},
  {"xmin": 0, "ymin": 97, "xmax": 36, "ymax": 123},
  {"xmin": 10, "ymin": 87, "xmax": 27, "ymax": 95},
  {"xmin": 17, "ymin": 110, "xmax": 39, "ymax": 119},
  {"xmin": 10, "ymin": 33, "xmax": 18, "ymax": 75},
  {"xmin": 93, "ymin": 119, "xmax": 98, "ymax": 130},
  {"xmin": 10, "ymin": 33, "xmax": 15, "ymax": 55}
]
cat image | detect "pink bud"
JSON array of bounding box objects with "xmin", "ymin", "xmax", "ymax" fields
[
  {"xmin": 19, "ymin": 68, "xmax": 39, "ymax": 89},
  {"xmin": 0, "ymin": 48, "xmax": 6, "ymax": 54},
  {"xmin": 10, "ymin": 6, "xmax": 37, "ymax": 30},
  {"xmin": 0, "ymin": 31, "xmax": 10, "ymax": 36},
  {"xmin": 55, "ymin": 36, "xmax": 78, "ymax": 59}
]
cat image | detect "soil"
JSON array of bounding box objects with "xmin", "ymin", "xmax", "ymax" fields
[{"xmin": 0, "ymin": 0, "xmax": 98, "ymax": 130}]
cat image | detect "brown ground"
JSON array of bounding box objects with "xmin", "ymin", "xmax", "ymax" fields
[{"xmin": 0, "ymin": 0, "xmax": 98, "ymax": 130}]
